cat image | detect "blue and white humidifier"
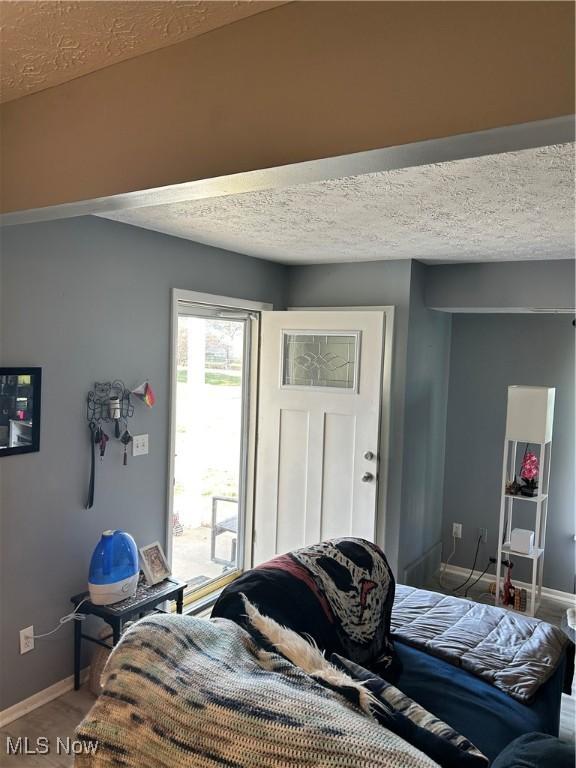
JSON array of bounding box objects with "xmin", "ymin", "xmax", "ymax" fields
[{"xmin": 88, "ymin": 530, "xmax": 139, "ymax": 605}]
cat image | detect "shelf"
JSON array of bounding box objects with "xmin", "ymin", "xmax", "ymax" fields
[
  {"xmin": 501, "ymin": 543, "xmax": 544, "ymax": 560},
  {"xmin": 504, "ymin": 493, "xmax": 547, "ymax": 503}
]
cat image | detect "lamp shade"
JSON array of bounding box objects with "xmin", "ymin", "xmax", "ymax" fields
[{"xmin": 505, "ymin": 386, "xmax": 555, "ymax": 443}]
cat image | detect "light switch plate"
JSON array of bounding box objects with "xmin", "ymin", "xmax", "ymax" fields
[{"xmin": 133, "ymin": 434, "xmax": 149, "ymax": 456}]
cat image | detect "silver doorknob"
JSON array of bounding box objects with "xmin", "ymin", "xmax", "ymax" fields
[
  {"xmin": 364, "ymin": 451, "xmax": 375, "ymax": 460},
  {"xmin": 361, "ymin": 472, "xmax": 375, "ymax": 482}
]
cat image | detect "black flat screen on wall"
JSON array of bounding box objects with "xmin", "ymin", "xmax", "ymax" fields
[{"xmin": 0, "ymin": 367, "xmax": 42, "ymax": 456}]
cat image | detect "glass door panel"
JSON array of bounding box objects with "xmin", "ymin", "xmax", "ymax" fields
[{"xmin": 172, "ymin": 312, "xmax": 247, "ymax": 592}]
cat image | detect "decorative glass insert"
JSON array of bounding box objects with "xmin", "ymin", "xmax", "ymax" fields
[{"xmin": 282, "ymin": 331, "xmax": 359, "ymax": 390}]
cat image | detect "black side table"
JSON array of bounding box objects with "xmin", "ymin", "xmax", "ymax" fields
[{"xmin": 71, "ymin": 577, "xmax": 186, "ymax": 690}]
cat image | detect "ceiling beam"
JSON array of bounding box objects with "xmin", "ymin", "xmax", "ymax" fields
[
  {"xmin": 2, "ymin": 116, "xmax": 573, "ymax": 227},
  {"xmin": 1, "ymin": 1, "xmax": 574, "ymax": 215}
]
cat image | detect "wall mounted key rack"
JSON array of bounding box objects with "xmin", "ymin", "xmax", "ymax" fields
[
  {"xmin": 87, "ymin": 380, "xmax": 134, "ymax": 426},
  {"xmin": 85, "ymin": 380, "xmax": 135, "ymax": 509}
]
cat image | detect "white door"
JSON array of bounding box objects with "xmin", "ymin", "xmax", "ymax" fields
[{"xmin": 254, "ymin": 311, "xmax": 384, "ymax": 564}]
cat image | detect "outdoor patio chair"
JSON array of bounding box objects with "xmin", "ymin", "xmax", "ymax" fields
[{"xmin": 210, "ymin": 496, "xmax": 238, "ymax": 566}]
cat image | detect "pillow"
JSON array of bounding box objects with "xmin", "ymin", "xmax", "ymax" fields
[
  {"xmin": 491, "ymin": 732, "xmax": 575, "ymax": 768},
  {"xmin": 331, "ymin": 653, "xmax": 489, "ymax": 768},
  {"xmin": 212, "ymin": 538, "xmax": 396, "ymax": 669}
]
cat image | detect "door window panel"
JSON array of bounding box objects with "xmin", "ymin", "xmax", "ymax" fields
[{"xmin": 282, "ymin": 331, "xmax": 359, "ymax": 390}]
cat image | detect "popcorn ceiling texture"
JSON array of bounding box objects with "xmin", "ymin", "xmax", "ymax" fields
[
  {"xmin": 0, "ymin": 1, "xmax": 284, "ymax": 103},
  {"xmin": 101, "ymin": 143, "xmax": 575, "ymax": 265}
]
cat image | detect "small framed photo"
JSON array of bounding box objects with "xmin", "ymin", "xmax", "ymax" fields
[{"xmin": 139, "ymin": 541, "xmax": 171, "ymax": 586}]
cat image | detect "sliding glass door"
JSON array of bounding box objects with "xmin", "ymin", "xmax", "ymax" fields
[{"xmin": 170, "ymin": 296, "xmax": 256, "ymax": 599}]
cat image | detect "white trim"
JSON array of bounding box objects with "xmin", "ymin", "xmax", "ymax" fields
[
  {"xmin": 403, "ymin": 541, "xmax": 443, "ymax": 585},
  {"xmin": 430, "ymin": 307, "xmax": 576, "ymax": 314},
  {"xmin": 441, "ymin": 563, "xmax": 575, "ymax": 607},
  {"xmin": 166, "ymin": 292, "xmax": 179, "ymax": 565},
  {"xmin": 0, "ymin": 668, "xmax": 90, "ymax": 728},
  {"xmin": 3, "ymin": 117, "xmax": 573, "ymax": 226},
  {"xmin": 166, "ymin": 289, "xmax": 269, "ymax": 579},
  {"xmin": 173, "ymin": 288, "xmax": 270, "ymax": 314},
  {"xmin": 287, "ymin": 305, "xmax": 394, "ymax": 556}
]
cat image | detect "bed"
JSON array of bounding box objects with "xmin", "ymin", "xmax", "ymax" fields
[
  {"xmin": 212, "ymin": 539, "xmax": 571, "ymax": 763},
  {"xmin": 394, "ymin": 641, "xmax": 565, "ymax": 762},
  {"xmin": 389, "ymin": 583, "xmax": 569, "ymax": 759},
  {"xmin": 75, "ymin": 538, "xmax": 571, "ymax": 766}
]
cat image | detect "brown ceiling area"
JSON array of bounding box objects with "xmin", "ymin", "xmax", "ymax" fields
[
  {"xmin": 0, "ymin": 0, "xmax": 286, "ymax": 103},
  {"xmin": 1, "ymin": 2, "xmax": 573, "ymax": 214}
]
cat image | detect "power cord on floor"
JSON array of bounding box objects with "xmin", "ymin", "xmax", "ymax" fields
[
  {"xmin": 451, "ymin": 535, "xmax": 482, "ymax": 594},
  {"xmin": 32, "ymin": 598, "xmax": 88, "ymax": 639},
  {"xmin": 464, "ymin": 560, "xmax": 494, "ymax": 598}
]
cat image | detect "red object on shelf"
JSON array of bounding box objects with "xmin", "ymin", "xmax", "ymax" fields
[{"xmin": 501, "ymin": 561, "xmax": 515, "ymax": 606}]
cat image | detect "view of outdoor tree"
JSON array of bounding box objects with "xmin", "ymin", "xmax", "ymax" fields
[{"xmin": 172, "ymin": 316, "xmax": 244, "ymax": 588}]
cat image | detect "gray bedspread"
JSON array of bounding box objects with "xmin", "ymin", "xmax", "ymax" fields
[{"xmin": 392, "ymin": 585, "xmax": 568, "ymax": 703}]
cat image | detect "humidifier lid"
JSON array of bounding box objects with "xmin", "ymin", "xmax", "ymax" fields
[{"xmin": 88, "ymin": 529, "xmax": 138, "ymax": 586}]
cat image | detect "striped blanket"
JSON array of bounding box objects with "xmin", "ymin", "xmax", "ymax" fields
[{"xmin": 75, "ymin": 614, "xmax": 437, "ymax": 768}]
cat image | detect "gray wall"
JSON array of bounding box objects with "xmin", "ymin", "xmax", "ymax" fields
[
  {"xmin": 286, "ymin": 260, "xmax": 413, "ymax": 573},
  {"xmin": 3, "ymin": 230, "xmax": 574, "ymax": 713},
  {"xmin": 0, "ymin": 216, "xmax": 288, "ymax": 710},
  {"xmin": 442, "ymin": 314, "xmax": 575, "ymax": 593},
  {"xmin": 399, "ymin": 262, "xmax": 452, "ymax": 580},
  {"xmin": 426, "ymin": 260, "xmax": 575, "ymax": 312}
]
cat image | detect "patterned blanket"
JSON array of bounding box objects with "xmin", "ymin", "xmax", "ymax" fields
[
  {"xmin": 75, "ymin": 615, "xmax": 437, "ymax": 768},
  {"xmin": 213, "ymin": 538, "xmax": 396, "ymax": 672}
]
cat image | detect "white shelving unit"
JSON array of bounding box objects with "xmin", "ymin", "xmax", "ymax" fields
[{"xmin": 495, "ymin": 386, "xmax": 555, "ymax": 617}]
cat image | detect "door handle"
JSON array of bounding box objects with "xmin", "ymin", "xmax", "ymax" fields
[{"xmin": 361, "ymin": 472, "xmax": 375, "ymax": 482}]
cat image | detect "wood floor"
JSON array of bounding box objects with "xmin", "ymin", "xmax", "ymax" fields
[
  {"xmin": 1, "ymin": 687, "xmax": 95, "ymax": 766},
  {"xmin": 2, "ymin": 587, "xmax": 574, "ymax": 766}
]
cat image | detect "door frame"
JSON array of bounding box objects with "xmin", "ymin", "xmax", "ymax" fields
[
  {"xmin": 286, "ymin": 305, "xmax": 395, "ymax": 556},
  {"xmin": 167, "ymin": 289, "xmax": 271, "ymax": 600}
]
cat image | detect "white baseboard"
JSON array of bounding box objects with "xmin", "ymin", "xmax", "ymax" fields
[
  {"xmin": 0, "ymin": 667, "xmax": 90, "ymax": 728},
  {"xmin": 441, "ymin": 563, "xmax": 576, "ymax": 607},
  {"xmin": 403, "ymin": 541, "xmax": 442, "ymax": 587}
]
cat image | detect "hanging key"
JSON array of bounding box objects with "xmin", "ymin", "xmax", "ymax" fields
[
  {"xmin": 99, "ymin": 429, "xmax": 109, "ymax": 461},
  {"xmin": 120, "ymin": 430, "xmax": 132, "ymax": 467}
]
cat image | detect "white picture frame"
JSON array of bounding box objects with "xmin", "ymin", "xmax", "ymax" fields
[{"xmin": 140, "ymin": 541, "xmax": 171, "ymax": 586}]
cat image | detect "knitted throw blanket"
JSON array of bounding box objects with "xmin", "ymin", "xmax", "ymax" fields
[{"xmin": 75, "ymin": 615, "xmax": 437, "ymax": 768}]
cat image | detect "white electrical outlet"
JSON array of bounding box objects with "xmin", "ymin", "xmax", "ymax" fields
[
  {"xmin": 452, "ymin": 522, "xmax": 462, "ymax": 539},
  {"xmin": 133, "ymin": 434, "xmax": 149, "ymax": 456},
  {"xmin": 479, "ymin": 527, "xmax": 488, "ymax": 543},
  {"xmin": 20, "ymin": 626, "xmax": 34, "ymax": 654}
]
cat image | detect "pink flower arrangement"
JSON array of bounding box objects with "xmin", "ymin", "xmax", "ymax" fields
[{"xmin": 520, "ymin": 450, "xmax": 539, "ymax": 482}]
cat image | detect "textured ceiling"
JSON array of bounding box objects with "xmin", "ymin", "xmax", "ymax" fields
[
  {"xmin": 100, "ymin": 143, "xmax": 575, "ymax": 265},
  {"xmin": 0, "ymin": 1, "xmax": 285, "ymax": 103}
]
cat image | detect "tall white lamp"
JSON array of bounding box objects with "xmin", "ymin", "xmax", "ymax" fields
[{"xmin": 496, "ymin": 385, "xmax": 555, "ymax": 616}]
